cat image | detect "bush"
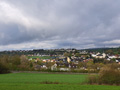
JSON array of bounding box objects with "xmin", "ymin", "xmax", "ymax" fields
[
  {"xmin": 71, "ymin": 69, "xmax": 88, "ymax": 73},
  {"xmin": 86, "ymin": 64, "xmax": 120, "ymax": 85},
  {"xmin": 87, "ymin": 75, "xmax": 98, "ymax": 84},
  {"xmin": 40, "ymin": 81, "xmax": 60, "ymax": 84},
  {"xmin": 0, "ymin": 63, "xmax": 10, "ymax": 74},
  {"xmin": 98, "ymin": 64, "xmax": 120, "ymax": 85}
]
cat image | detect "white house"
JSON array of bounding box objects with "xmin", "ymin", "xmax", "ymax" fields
[{"xmin": 91, "ymin": 53, "xmax": 106, "ymax": 58}]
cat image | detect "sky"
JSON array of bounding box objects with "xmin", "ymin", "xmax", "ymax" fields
[{"xmin": 0, "ymin": 0, "xmax": 120, "ymax": 50}]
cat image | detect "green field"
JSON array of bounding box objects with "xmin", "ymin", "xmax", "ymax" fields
[
  {"xmin": 0, "ymin": 73, "xmax": 120, "ymax": 90},
  {"xmin": 28, "ymin": 56, "xmax": 51, "ymax": 59}
]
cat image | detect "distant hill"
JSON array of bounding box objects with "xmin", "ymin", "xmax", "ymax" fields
[{"xmin": 80, "ymin": 47, "xmax": 120, "ymax": 54}]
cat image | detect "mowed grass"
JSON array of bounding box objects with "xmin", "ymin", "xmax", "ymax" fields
[
  {"xmin": 0, "ymin": 73, "xmax": 120, "ymax": 90},
  {"xmin": 0, "ymin": 73, "xmax": 87, "ymax": 84},
  {"xmin": 0, "ymin": 84, "xmax": 120, "ymax": 90}
]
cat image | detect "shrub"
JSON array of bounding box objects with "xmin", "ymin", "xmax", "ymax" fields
[
  {"xmin": 40, "ymin": 81, "xmax": 60, "ymax": 84},
  {"xmin": 87, "ymin": 75, "xmax": 98, "ymax": 84},
  {"xmin": 0, "ymin": 63, "xmax": 10, "ymax": 74},
  {"xmin": 98, "ymin": 64, "xmax": 120, "ymax": 85},
  {"xmin": 71, "ymin": 69, "xmax": 88, "ymax": 73},
  {"xmin": 86, "ymin": 64, "xmax": 120, "ymax": 85}
]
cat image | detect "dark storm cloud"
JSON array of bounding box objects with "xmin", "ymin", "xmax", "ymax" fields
[{"xmin": 0, "ymin": 0, "xmax": 120, "ymax": 50}]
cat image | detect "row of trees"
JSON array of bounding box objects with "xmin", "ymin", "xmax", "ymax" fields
[
  {"xmin": 0, "ymin": 55, "xmax": 56, "ymax": 73},
  {"xmin": 0, "ymin": 55, "xmax": 34, "ymax": 73}
]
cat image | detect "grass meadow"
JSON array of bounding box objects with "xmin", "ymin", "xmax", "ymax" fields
[
  {"xmin": 0, "ymin": 73, "xmax": 120, "ymax": 90},
  {"xmin": 28, "ymin": 56, "xmax": 51, "ymax": 59}
]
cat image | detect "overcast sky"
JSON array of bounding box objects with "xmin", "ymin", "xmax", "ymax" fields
[{"xmin": 0, "ymin": 0, "xmax": 120, "ymax": 50}]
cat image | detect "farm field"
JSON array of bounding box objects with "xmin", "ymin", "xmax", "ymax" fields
[
  {"xmin": 0, "ymin": 73, "xmax": 120, "ymax": 90},
  {"xmin": 28, "ymin": 56, "xmax": 51, "ymax": 59}
]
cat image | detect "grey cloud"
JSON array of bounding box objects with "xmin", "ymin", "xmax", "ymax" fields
[{"xmin": 0, "ymin": 0, "xmax": 120, "ymax": 50}]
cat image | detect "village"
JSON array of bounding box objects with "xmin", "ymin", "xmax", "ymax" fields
[
  {"xmin": 22, "ymin": 48, "xmax": 120, "ymax": 72},
  {"xmin": 0, "ymin": 48, "xmax": 120, "ymax": 72}
]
